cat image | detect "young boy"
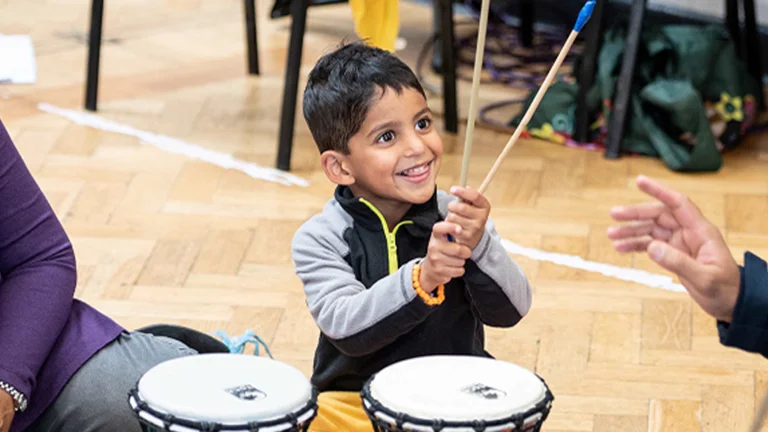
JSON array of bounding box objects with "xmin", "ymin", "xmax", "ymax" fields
[{"xmin": 291, "ymin": 41, "xmax": 533, "ymax": 431}]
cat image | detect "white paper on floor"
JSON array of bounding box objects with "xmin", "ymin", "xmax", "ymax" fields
[{"xmin": 0, "ymin": 35, "xmax": 36, "ymax": 84}]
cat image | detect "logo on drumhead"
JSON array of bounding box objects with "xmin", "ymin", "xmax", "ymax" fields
[
  {"xmin": 461, "ymin": 383, "xmax": 507, "ymax": 400},
  {"xmin": 225, "ymin": 384, "xmax": 266, "ymax": 401}
]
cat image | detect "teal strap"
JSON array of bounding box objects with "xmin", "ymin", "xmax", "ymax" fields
[{"xmin": 215, "ymin": 329, "xmax": 274, "ymax": 358}]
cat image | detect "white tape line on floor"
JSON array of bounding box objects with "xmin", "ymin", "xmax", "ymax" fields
[
  {"xmin": 501, "ymin": 239, "xmax": 686, "ymax": 292},
  {"xmin": 37, "ymin": 103, "xmax": 310, "ymax": 187}
]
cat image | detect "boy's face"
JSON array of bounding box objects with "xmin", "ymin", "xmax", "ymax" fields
[{"xmin": 324, "ymin": 86, "xmax": 443, "ymax": 209}]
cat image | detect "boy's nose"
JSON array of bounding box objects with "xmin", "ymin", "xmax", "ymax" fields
[{"xmin": 404, "ymin": 136, "xmax": 427, "ymax": 155}]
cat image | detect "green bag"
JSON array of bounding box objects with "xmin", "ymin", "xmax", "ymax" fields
[{"xmin": 509, "ymin": 23, "xmax": 762, "ymax": 172}]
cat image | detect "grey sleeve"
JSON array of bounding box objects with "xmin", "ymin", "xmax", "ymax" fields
[
  {"xmin": 437, "ymin": 191, "xmax": 532, "ymax": 327},
  {"xmin": 463, "ymin": 216, "xmax": 533, "ymax": 327},
  {"xmin": 291, "ymin": 216, "xmax": 438, "ymax": 357}
]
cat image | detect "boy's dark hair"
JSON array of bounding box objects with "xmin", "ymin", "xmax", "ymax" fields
[{"xmin": 302, "ymin": 41, "xmax": 426, "ymax": 154}]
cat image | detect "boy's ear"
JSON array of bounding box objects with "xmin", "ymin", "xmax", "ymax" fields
[{"xmin": 320, "ymin": 151, "xmax": 356, "ymax": 186}]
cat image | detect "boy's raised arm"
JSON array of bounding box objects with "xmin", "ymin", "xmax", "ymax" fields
[
  {"xmin": 463, "ymin": 217, "xmax": 533, "ymax": 327},
  {"xmin": 438, "ymin": 189, "xmax": 532, "ymax": 327},
  {"xmin": 292, "ymin": 217, "xmax": 438, "ymax": 357}
]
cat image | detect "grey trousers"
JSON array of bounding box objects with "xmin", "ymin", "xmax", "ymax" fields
[{"xmin": 25, "ymin": 331, "xmax": 198, "ymax": 432}]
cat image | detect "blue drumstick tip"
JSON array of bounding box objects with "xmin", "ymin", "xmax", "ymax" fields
[{"xmin": 573, "ymin": 0, "xmax": 596, "ymax": 32}]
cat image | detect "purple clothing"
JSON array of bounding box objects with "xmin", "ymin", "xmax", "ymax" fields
[{"xmin": 0, "ymin": 120, "xmax": 124, "ymax": 431}]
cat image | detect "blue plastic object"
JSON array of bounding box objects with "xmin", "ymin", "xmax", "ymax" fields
[{"xmin": 573, "ymin": 0, "xmax": 596, "ymax": 32}]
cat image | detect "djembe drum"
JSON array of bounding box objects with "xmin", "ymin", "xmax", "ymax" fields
[
  {"xmin": 361, "ymin": 355, "xmax": 553, "ymax": 431},
  {"xmin": 128, "ymin": 354, "xmax": 317, "ymax": 432}
]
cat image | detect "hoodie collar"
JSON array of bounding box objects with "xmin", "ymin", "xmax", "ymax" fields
[{"xmin": 334, "ymin": 185, "xmax": 441, "ymax": 235}]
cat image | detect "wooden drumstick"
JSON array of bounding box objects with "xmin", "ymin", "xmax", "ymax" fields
[
  {"xmin": 476, "ymin": 0, "xmax": 596, "ymax": 195},
  {"xmin": 458, "ymin": 0, "xmax": 492, "ymax": 188}
]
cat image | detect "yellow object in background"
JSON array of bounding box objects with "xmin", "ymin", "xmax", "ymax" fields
[{"xmin": 349, "ymin": 0, "xmax": 400, "ymax": 52}]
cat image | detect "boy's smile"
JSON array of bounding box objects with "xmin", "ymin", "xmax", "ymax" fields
[
  {"xmin": 396, "ymin": 159, "xmax": 434, "ymax": 184},
  {"xmin": 325, "ymin": 86, "xmax": 443, "ymax": 225}
]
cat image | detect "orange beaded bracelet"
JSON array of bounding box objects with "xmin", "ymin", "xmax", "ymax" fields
[{"xmin": 412, "ymin": 263, "xmax": 445, "ymax": 306}]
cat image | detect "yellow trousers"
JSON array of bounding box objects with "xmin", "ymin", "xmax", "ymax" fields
[
  {"xmin": 309, "ymin": 392, "xmax": 375, "ymax": 432},
  {"xmin": 348, "ymin": 0, "xmax": 399, "ymax": 52}
]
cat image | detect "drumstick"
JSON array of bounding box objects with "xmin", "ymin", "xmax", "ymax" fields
[
  {"xmin": 458, "ymin": 0, "xmax": 491, "ymax": 188},
  {"xmin": 476, "ymin": 0, "xmax": 596, "ymax": 195}
]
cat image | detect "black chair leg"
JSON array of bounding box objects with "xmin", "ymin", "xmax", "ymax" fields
[
  {"xmin": 726, "ymin": 0, "xmax": 743, "ymax": 58},
  {"xmin": 520, "ymin": 0, "xmax": 534, "ymax": 48},
  {"xmin": 605, "ymin": 0, "xmax": 647, "ymax": 160},
  {"xmin": 432, "ymin": 1, "xmax": 442, "ymax": 73},
  {"xmin": 244, "ymin": 0, "xmax": 259, "ymax": 75},
  {"xmin": 438, "ymin": 0, "xmax": 458, "ymax": 134},
  {"xmin": 85, "ymin": 0, "xmax": 104, "ymax": 111},
  {"xmin": 742, "ymin": 0, "xmax": 764, "ymax": 109},
  {"xmin": 574, "ymin": 0, "xmax": 605, "ymax": 143},
  {"xmin": 276, "ymin": 0, "xmax": 309, "ymax": 171}
]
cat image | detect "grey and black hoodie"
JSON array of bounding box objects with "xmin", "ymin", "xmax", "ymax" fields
[{"xmin": 291, "ymin": 185, "xmax": 532, "ymax": 393}]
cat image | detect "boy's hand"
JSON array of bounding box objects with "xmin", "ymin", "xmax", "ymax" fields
[
  {"xmin": 420, "ymin": 222, "xmax": 472, "ymax": 292},
  {"xmin": 446, "ymin": 186, "xmax": 491, "ymax": 250}
]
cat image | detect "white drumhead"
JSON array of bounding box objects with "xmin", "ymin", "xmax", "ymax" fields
[
  {"xmin": 137, "ymin": 354, "xmax": 312, "ymax": 424},
  {"xmin": 368, "ymin": 355, "xmax": 545, "ymax": 422}
]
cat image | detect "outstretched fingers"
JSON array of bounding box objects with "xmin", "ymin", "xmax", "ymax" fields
[
  {"xmin": 607, "ymin": 221, "xmax": 673, "ymax": 242},
  {"xmin": 611, "ymin": 237, "xmax": 653, "ymax": 253},
  {"xmin": 635, "ymin": 175, "xmax": 706, "ymax": 229},
  {"xmin": 610, "ymin": 201, "xmax": 666, "ymax": 222}
]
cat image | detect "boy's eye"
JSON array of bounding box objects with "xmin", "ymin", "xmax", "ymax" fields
[
  {"xmin": 377, "ymin": 131, "xmax": 395, "ymax": 143},
  {"xmin": 416, "ymin": 117, "xmax": 431, "ymax": 130}
]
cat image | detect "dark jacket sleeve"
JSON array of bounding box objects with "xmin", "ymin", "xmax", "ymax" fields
[
  {"xmin": 0, "ymin": 121, "xmax": 77, "ymax": 402},
  {"xmin": 717, "ymin": 252, "xmax": 768, "ymax": 357},
  {"xmin": 462, "ymin": 217, "xmax": 532, "ymax": 327}
]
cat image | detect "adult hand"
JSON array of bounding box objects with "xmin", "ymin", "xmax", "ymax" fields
[
  {"xmin": 0, "ymin": 391, "xmax": 15, "ymax": 432},
  {"xmin": 607, "ymin": 175, "xmax": 741, "ymax": 323}
]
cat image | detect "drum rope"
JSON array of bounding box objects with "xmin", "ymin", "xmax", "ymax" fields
[{"xmin": 215, "ymin": 329, "xmax": 274, "ymax": 358}]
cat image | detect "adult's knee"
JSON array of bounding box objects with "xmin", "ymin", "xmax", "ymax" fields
[{"xmin": 26, "ymin": 331, "xmax": 198, "ymax": 432}]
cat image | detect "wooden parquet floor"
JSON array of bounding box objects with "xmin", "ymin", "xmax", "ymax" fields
[{"xmin": 3, "ymin": 1, "xmax": 768, "ymax": 431}]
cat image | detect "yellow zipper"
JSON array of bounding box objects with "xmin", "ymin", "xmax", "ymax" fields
[{"xmin": 359, "ymin": 198, "xmax": 413, "ymax": 275}]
